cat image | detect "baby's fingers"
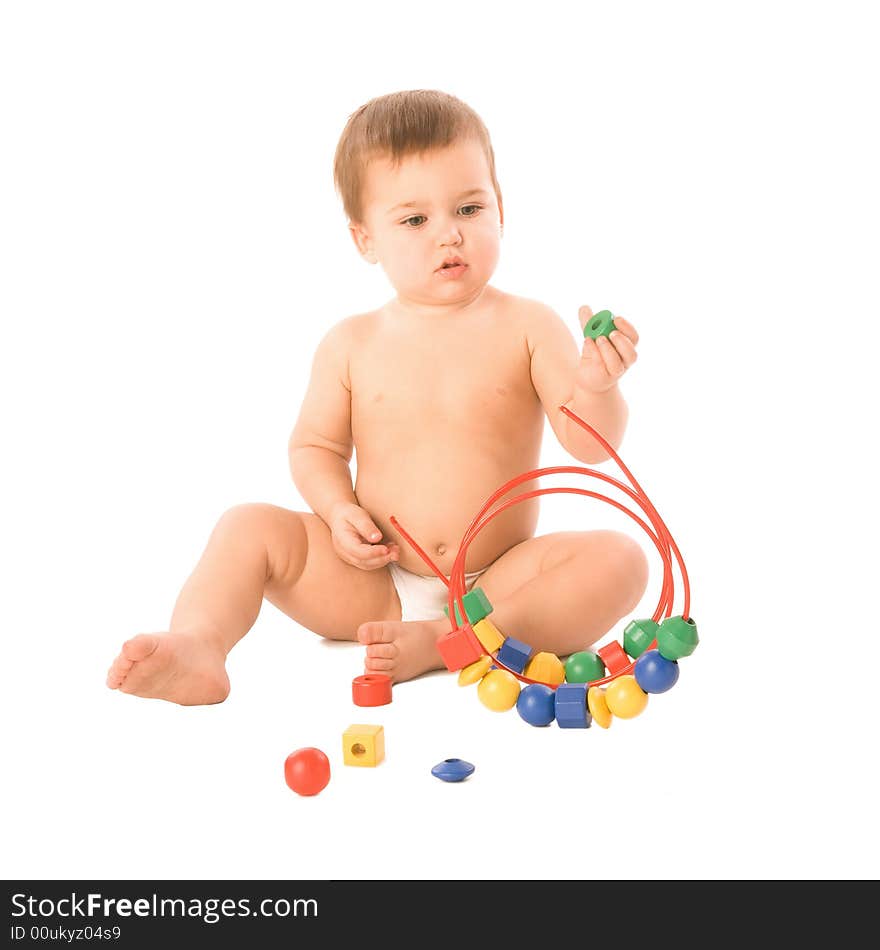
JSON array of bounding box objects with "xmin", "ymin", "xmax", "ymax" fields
[
  {"xmin": 595, "ymin": 335, "xmax": 625, "ymax": 375},
  {"xmin": 608, "ymin": 330, "xmax": 638, "ymax": 368},
  {"xmin": 577, "ymin": 304, "xmax": 594, "ymax": 334},
  {"xmin": 350, "ymin": 512, "xmax": 383, "ymax": 544},
  {"xmin": 611, "ymin": 315, "xmax": 639, "ymax": 345},
  {"xmin": 341, "ymin": 532, "xmax": 398, "ymax": 570}
]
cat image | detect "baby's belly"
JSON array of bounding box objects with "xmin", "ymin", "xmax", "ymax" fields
[{"xmin": 355, "ymin": 445, "xmax": 541, "ymax": 577}]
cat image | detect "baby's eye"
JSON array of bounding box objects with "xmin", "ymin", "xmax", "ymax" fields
[
  {"xmin": 403, "ymin": 215, "xmax": 427, "ymax": 228},
  {"xmin": 459, "ymin": 204, "xmax": 482, "ymax": 216}
]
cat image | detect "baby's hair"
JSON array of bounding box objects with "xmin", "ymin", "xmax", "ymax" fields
[{"xmin": 333, "ymin": 89, "xmax": 503, "ymax": 225}]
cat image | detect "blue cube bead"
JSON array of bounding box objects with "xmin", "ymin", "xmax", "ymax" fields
[
  {"xmin": 496, "ymin": 636, "xmax": 532, "ymax": 674},
  {"xmin": 555, "ymin": 683, "xmax": 592, "ymax": 728}
]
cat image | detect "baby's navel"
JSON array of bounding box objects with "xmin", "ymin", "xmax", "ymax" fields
[{"xmin": 436, "ymin": 544, "xmax": 447, "ymax": 556}]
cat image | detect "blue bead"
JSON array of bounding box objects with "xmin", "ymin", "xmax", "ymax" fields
[
  {"xmin": 555, "ymin": 683, "xmax": 591, "ymax": 728},
  {"xmin": 496, "ymin": 636, "xmax": 532, "ymax": 674},
  {"xmin": 633, "ymin": 649, "xmax": 680, "ymax": 693},
  {"xmin": 516, "ymin": 684, "xmax": 556, "ymax": 726},
  {"xmin": 431, "ymin": 758, "xmax": 475, "ymax": 783}
]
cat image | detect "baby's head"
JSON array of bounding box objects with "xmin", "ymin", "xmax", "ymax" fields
[{"xmin": 333, "ymin": 89, "xmax": 505, "ymax": 308}]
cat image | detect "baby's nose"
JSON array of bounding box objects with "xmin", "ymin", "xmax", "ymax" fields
[
  {"xmin": 437, "ymin": 219, "xmax": 463, "ymax": 243},
  {"xmin": 440, "ymin": 229, "xmax": 461, "ymax": 241}
]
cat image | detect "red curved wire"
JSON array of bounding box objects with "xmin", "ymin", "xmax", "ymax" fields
[
  {"xmin": 449, "ymin": 467, "xmax": 675, "ymax": 624},
  {"xmin": 389, "ymin": 405, "xmax": 691, "ymax": 691}
]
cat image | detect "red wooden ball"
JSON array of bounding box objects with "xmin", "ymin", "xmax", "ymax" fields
[{"xmin": 284, "ymin": 747, "xmax": 331, "ymax": 796}]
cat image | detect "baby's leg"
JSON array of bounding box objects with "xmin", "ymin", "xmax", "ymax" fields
[
  {"xmin": 476, "ymin": 530, "xmax": 650, "ymax": 657},
  {"xmin": 106, "ymin": 503, "xmax": 400, "ymax": 705},
  {"xmin": 357, "ymin": 531, "xmax": 648, "ymax": 685}
]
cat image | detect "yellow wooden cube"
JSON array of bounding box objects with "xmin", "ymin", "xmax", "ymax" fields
[
  {"xmin": 342, "ymin": 724, "xmax": 385, "ymax": 767},
  {"xmin": 473, "ymin": 617, "xmax": 505, "ymax": 653}
]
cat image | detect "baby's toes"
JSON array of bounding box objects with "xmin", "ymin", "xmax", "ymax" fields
[
  {"xmin": 366, "ymin": 642, "xmax": 397, "ymax": 661},
  {"xmin": 106, "ymin": 655, "xmax": 134, "ymax": 688},
  {"xmin": 357, "ymin": 621, "xmax": 396, "ymax": 645},
  {"xmin": 365, "ymin": 655, "xmax": 395, "ymax": 674},
  {"xmin": 121, "ymin": 633, "xmax": 160, "ymax": 662}
]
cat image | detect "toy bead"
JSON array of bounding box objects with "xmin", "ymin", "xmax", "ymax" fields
[
  {"xmin": 587, "ymin": 686, "xmax": 612, "ymax": 729},
  {"xmin": 436, "ymin": 624, "xmax": 484, "ymax": 672},
  {"xmin": 564, "ymin": 650, "xmax": 605, "ymax": 683},
  {"xmin": 431, "ymin": 758, "xmax": 475, "ymax": 783},
  {"xmin": 458, "ymin": 655, "xmax": 493, "ymax": 686},
  {"xmin": 634, "ymin": 649, "xmax": 680, "ymax": 693},
  {"xmin": 351, "ymin": 673, "xmax": 392, "ymax": 707},
  {"xmin": 597, "ymin": 640, "xmax": 630, "ymax": 675},
  {"xmin": 516, "ymin": 683, "xmax": 556, "ymax": 726},
  {"xmin": 555, "ymin": 683, "xmax": 592, "ymax": 728},
  {"xmin": 477, "ymin": 669, "xmax": 521, "ymax": 711},
  {"xmin": 284, "ymin": 747, "xmax": 331, "ymax": 796},
  {"xmin": 443, "ymin": 587, "xmax": 493, "ymax": 626},
  {"xmin": 342, "ymin": 724, "xmax": 385, "ymax": 767},
  {"xmin": 623, "ymin": 618, "xmax": 660, "ymax": 659},
  {"xmin": 496, "ymin": 636, "xmax": 533, "ymax": 674},
  {"xmin": 524, "ymin": 651, "xmax": 565, "ymax": 686},
  {"xmin": 657, "ymin": 615, "xmax": 699, "ymax": 660},
  {"xmin": 472, "ymin": 617, "xmax": 505, "ymax": 653},
  {"xmin": 582, "ymin": 309, "xmax": 616, "ymax": 340},
  {"xmin": 604, "ymin": 675, "xmax": 648, "ymax": 719}
]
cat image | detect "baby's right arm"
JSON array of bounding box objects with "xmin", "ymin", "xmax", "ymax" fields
[{"xmin": 288, "ymin": 321, "xmax": 398, "ymax": 570}]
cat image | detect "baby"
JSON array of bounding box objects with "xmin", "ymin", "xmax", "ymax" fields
[{"xmin": 106, "ymin": 89, "xmax": 649, "ymax": 705}]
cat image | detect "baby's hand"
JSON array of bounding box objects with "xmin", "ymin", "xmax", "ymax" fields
[
  {"xmin": 576, "ymin": 305, "xmax": 640, "ymax": 394},
  {"xmin": 329, "ymin": 502, "xmax": 400, "ymax": 571}
]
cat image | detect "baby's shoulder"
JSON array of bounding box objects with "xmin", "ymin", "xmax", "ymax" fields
[
  {"xmin": 502, "ymin": 291, "xmax": 562, "ymax": 321},
  {"xmin": 319, "ymin": 309, "xmax": 381, "ymax": 350},
  {"xmin": 499, "ymin": 292, "xmax": 568, "ymax": 342}
]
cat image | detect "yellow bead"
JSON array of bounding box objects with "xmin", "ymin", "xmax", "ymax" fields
[
  {"xmin": 342, "ymin": 724, "xmax": 385, "ymax": 767},
  {"xmin": 524, "ymin": 651, "xmax": 565, "ymax": 686},
  {"xmin": 473, "ymin": 617, "xmax": 505, "ymax": 653},
  {"xmin": 588, "ymin": 686, "xmax": 612, "ymax": 728},
  {"xmin": 458, "ymin": 655, "xmax": 493, "ymax": 686},
  {"xmin": 477, "ymin": 669, "xmax": 521, "ymax": 711},
  {"xmin": 604, "ymin": 675, "xmax": 648, "ymax": 719}
]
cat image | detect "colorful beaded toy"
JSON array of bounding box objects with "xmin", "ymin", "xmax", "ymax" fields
[{"xmin": 390, "ymin": 404, "xmax": 698, "ymax": 729}]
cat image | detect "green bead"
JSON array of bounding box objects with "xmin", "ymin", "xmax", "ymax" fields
[
  {"xmin": 623, "ymin": 618, "xmax": 660, "ymax": 659},
  {"xmin": 657, "ymin": 615, "xmax": 699, "ymax": 660},
  {"xmin": 443, "ymin": 586, "xmax": 493, "ymax": 626},
  {"xmin": 583, "ymin": 309, "xmax": 616, "ymax": 340},
  {"xmin": 564, "ymin": 650, "xmax": 606, "ymax": 683}
]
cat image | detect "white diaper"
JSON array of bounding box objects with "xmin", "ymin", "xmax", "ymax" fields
[{"xmin": 388, "ymin": 562, "xmax": 488, "ymax": 622}]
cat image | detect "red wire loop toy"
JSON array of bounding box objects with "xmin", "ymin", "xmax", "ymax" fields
[{"xmin": 390, "ymin": 405, "xmax": 699, "ymax": 728}]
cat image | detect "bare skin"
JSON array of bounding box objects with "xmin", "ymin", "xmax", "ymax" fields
[{"xmin": 106, "ymin": 138, "xmax": 648, "ymax": 704}]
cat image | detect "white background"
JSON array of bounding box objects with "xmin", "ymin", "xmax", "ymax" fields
[{"xmin": 2, "ymin": 0, "xmax": 878, "ymax": 881}]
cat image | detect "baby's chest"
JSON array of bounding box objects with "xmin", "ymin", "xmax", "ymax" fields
[{"xmin": 351, "ymin": 333, "xmax": 538, "ymax": 428}]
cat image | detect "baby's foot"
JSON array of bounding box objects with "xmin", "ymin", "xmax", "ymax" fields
[
  {"xmin": 357, "ymin": 618, "xmax": 450, "ymax": 684},
  {"xmin": 105, "ymin": 632, "xmax": 230, "ymax": 706}
]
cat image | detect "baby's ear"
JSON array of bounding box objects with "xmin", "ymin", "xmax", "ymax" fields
[{"xmin": 348, "ymin": 222, "xmax": 377, "ymax": 263}]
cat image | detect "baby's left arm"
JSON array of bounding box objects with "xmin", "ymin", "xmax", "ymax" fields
[{"xmin": 527, "ymin": 303, "xmax": 639, "ymax": 463}]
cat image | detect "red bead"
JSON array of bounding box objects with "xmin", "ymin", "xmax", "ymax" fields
[
  {"xmin": 352, "ymin": 673, "xmax": 392, "ymax": 706},
  {"xmin": 598, "ymin": 640, "xmax": 630, "ymax": 675},
  {"xmin": 436, "ymin": 624, "xmax": 484, "ymax": 671},
  {"xmin": 284, "ymin": 747, "xmax": 331, "ymax": 796}
]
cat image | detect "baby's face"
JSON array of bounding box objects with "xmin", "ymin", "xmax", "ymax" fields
[{"xmin": 351, "ymin": 138, "xmax": 503, "ymax": 308}]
